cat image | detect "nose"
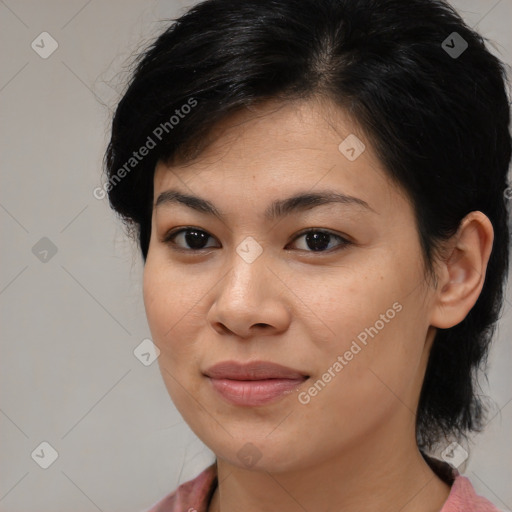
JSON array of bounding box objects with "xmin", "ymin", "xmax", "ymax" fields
[{"xmin": 206, "ymin": 251, "xmax": 292, "ymax": 339}]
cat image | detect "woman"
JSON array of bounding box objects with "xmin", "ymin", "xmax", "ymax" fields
[{"xmin": 103, "ymin": 0, "xmax": 511, "ymax": 510}]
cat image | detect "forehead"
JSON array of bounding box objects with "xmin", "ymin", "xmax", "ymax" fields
[{"xmin": 152, "ymin": 98, "xmax": 406, "ymax": 216}]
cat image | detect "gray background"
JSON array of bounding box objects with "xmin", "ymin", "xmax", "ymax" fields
[{"xmin": 1, "ymin": 1, "xmax": 511, "ymax": 511}]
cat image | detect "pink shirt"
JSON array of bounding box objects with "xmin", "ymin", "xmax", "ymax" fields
[{"xmin": 144, "ymin": 460, "xmax": 501, "ymax": 512}]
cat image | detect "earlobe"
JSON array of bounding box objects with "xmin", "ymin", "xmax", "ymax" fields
[{"xmin": 430, "ymin": 211, "xmax": 494, "ymax": 329}]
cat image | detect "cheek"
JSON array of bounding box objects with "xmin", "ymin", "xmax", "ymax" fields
[
  {"xmin": 143, "ymin": 260, "xmax": 184, "ymax": 353},
  {"xmin": 299, "ymin": 265, "xmax": 402, "ymax": 353},
  {"xmin": 143, "ymin": 261, "xmax": 168, "ymax": 338},
  {"xmin": 300, "ymin": 265, "xmax": 426, "ymax": 408},
  {"xmin": 318, "ymin": 303, "xmax": 426, "ymax": 425},
  {"xmin": 143, "ymin": 263, "xmax": 204, "ymax": 410},
  {"xmin": 142, "ymin": 258, "xmax": 210, "ymax": 367}
]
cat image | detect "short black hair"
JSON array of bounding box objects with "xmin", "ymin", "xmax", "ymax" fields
[{"xmin": 103, "ymin": 0, "xmax": 511, "ymax": 453}]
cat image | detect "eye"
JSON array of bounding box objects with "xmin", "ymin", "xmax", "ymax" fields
[
  {"xmin": 288, "ymin": 229, "xmax": 352, "ymax": 253},
  {"xmin": 162, "ymin": 227, "xmax": 219, "ymax": 252},
  {"xmin": 162, "ymin": 227, "xmax": 352, "ymax": 253}
]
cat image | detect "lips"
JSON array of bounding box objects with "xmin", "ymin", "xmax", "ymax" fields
[
  {"xmin": 204, "ymin": 360, "xmax": 308, "ymax": 380},
  {"xmin": 203, "ymin": 361, "xmax": 309, "ymax": 406}
]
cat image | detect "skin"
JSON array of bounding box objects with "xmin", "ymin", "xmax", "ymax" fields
[{"xmin": 142, "ymin": 97, "xmax": 494, "ymax": 512}]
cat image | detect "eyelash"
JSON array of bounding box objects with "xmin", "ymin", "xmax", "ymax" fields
[{"xmin": 161, "ymin": 227, "xmax": 352, "ymax": 254}]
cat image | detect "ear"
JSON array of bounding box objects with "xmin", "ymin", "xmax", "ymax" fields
[{"xmin": 429, "ymin": 211, "xmax": 494, "ymax": 329}]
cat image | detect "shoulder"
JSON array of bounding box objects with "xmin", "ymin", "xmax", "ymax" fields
[
  {"xmin": 441, "ymin": 474, "xmax": 504, "ymax": 512},
  {"xmin": 422, "ymin": 451, "xmax": 504, "ymax": 512},
  {"xmin": 143, "ymin": 463, "xmax": 217, "ymax": 512}
]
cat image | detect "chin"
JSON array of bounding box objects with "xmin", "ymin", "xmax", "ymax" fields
[{"xmin": 210, "ymin": 434, "xmax": 316, "ymax": 474}]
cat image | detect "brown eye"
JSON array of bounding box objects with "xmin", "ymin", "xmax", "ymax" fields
[
  {"xmin": 289, "ymin": 229, "xmax": 351, "ymax": 253},
  {"xmin": 162, "ymin": 227, "xmax": 351, "ymax": 254},
  {"xmin": 163, "ymin": 227, "xmax": 219, "ymax": 251}
]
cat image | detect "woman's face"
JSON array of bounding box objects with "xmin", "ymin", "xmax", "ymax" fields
[{"xmin": 143, "ymin": 99, "xmax": 438, "ymax": 472}]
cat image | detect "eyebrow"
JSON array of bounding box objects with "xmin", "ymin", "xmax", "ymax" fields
[{"xmin": 154, "ymin": 188, "xmax": 376, "ymax": 221}]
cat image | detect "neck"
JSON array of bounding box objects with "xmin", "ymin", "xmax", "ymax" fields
[{"xmin": 208, "ymin": 423, "xmax": 451, "ymax": 512}]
